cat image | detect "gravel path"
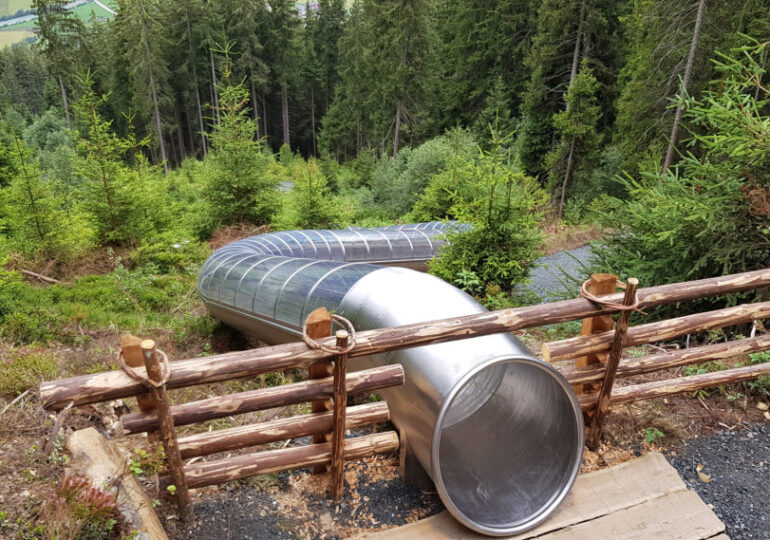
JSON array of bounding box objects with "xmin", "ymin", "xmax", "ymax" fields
[
  {"xmin": 667, "ymin": 424, "xmax": 770, "ymax": 539},
  {"xmin": 527, "ymin": 245, "xmax": 593, "ymax": 301}
]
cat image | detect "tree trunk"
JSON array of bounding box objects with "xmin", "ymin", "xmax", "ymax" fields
[
  {"xmin": 261, "ymin": 95, "xmax": 268, "ymax": 140},
  {"xmin": 393, "ymin": 102, "xmax": 402, "ymax": 158},
  {"xmin": 355, "ymin": 105, "xmax": 362, "ymax": 155},
  {"xmin": 281, "ymin": 83, "xmax": 290, "ymax": 147},
  {"xmin": 175, "ymin": 105, "xmax": 186, "ymax": 163},
  {"xmin": 311, "ymin": 86, "xmax": 317, "ymax": 156},
  {"xmin": 250, "ymin": 70, "xmax": 260, "ymax": 139},
  {"xmin": 663, "ymin": 0, "xmax": 706, "ymax": 171},
  {"xmin": 58, "ymin": 74, "xmax": 71, "ymax": 130},
  {"xmin": 193, "ymin": 83, "xmax": 206, "ymax": 156},
  {"xmin": 566, "ymin": 0, "xmax": 586, "ymax": 112},
  {"xmin": 559, "ymin": 136, "xmax": 576, "ymax": 219},
  {"xmin": 139, "ymin": 5, "xmax": 168, "ymax": 174},
  {"xmin": 148, "ymin": 69, "xmax": 168, "ymax": 174},
  {"xmin": 210, "ymin": 49, "xmax": 220, "ymax": 125}
]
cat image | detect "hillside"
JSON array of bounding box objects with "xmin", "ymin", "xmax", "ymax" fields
[{"xmin": 0, "ymin": 0, "xmax": 115, "ymax": 47}]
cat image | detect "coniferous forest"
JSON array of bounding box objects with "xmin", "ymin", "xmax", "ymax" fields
[
  {"xmin": 0, "ymin": 1, "xmax": 770, "ymax": 537},
  {"xmin": 0, "ymin": 0, "xmax": 767, "ymax": 344}
]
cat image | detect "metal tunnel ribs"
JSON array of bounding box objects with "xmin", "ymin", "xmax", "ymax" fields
[{"xmin": 198, "ymin": 222, "xmax": 584, "ymax": 537}]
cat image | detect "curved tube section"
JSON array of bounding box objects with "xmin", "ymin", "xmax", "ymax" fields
[{"xmin": 198, "ymin": 222, "xmax": 584, "ymax": 536}]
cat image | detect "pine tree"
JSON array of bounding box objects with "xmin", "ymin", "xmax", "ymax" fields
[
  {"xmin": 319, "ymin": 0, "xmax": 365, "ymax": 160},
  {"xmin": 471, "ymin": 76, "xmax": 517, "ymax": 146},
  {"xmin": 2, "ymin": 134, "xmax": 94, "ymax": 259},
  {"xmin": 545, "ymin": 61, "xmax": 601, "ymax": 218},
  {"xmin": 32, "ymin": 0, "xmax": 86, "ymax": 130},
  {"xmin": 429, "ymin": 0, "xmax": 536, "ymax": 135},
  {"xmin": 264, "ymin": 0, "xmax": 301, "ymax": 148},
  {"xmin": 518, "ymin": 0, "xmax": 622, "ymax": 180},
  {"xmin": 115, "ymin": 0, "xmax": 173, "ymax": 173},
  {"xmin": 72, "ymin": 79, "xmax": 146, "ymax": 244},
  {"xmin": 205, "ymin": 50, "xmax": 278, "ymax": 226}
]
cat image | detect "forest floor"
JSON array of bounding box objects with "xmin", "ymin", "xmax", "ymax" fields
[{"xmin": 1, "ymin": 231, "xmax": 769, "ymax": 539}]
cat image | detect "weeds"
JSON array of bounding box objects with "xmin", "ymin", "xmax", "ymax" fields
[
  {"xmin": 0, "ymin": 350, "xmax": 58, "ymax": 396},
  {"xmin": 643, "ymin": 427, "xmax": 664, "ymax": 445},
  {"xmin": 38, "ymin": 475, "xmax": 125, "ymax": 540}
]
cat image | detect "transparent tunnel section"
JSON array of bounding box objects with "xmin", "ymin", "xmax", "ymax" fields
[
  {"xmin": 197, "ymin": 223, "xmax": 457, "ymax": 337},
  {"xmin": 198, "ymin": 222, "xmax": 584, "ymax": 536}
]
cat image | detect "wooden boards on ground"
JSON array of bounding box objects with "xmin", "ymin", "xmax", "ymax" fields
[{"xmin": 356, "ymin": 452, "xmax": 726, "ymax": 540}]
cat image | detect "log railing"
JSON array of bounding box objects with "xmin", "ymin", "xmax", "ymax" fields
[{"xmin": 40, "ymin": 269, "xmax": 770, "ymax": 516}]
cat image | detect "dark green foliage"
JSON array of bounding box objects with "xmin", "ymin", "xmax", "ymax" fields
[
  {"xmin": 204, "ymin": 52, "xmax": 278, "ymax": 226},
  {"xmin": 422, "ymin": 134, "xmax": 544, "ymax": 294},
  {"xmin": 277, "ymin": 158, "xmax": 344, "ymax": 229},
  {"xmin": 546, "ymin": 60, "xmax": 602, "ymax": 214},
  {"xmin": 594, "ymin": 41, "xmax": 770, "ymax": 305},
  {"xmin": 429, "ymin": 0, "xmax": 535, "ymax": 136}
]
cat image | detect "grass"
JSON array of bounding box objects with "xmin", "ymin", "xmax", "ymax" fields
[
  {"xmin": 0, "ymin": 1, "xmax": 115, "ymax": 47},
  {"xmin": 0, "ymin": 27, "xmax": 33, "ymax": 46},
  {"xmin": 0, "ymin": 349, "xmax": 58, "ymax": 396},
  {"xmin": 0, "ymin": 0, "xmax": 30, "ymax": 18}
]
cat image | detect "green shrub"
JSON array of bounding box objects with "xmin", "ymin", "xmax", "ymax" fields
[
  {"xmin": 592, "ymin": 41, "xmax": 770, "ymax": 312},
  {"xmin": 422, "ymin": 134, "xmax": 544, "ymax": 294},
  {"xmin": 132, "ymin": 233, "xmax": 210, "ymax": 274},
  {"xmin": 204, "ymin": 55, "xmax": 279, "ymax": 227},
  {"xmin": 276, "ymin": 159, "xmax": 347, "ymax": 229},
  {"xmin": 368, "ymin": 128, "xmax": 477, "ymax": 219},
  {"xmin": 0, "ymin": 349, "xmax": 59, "ymax": 395}
]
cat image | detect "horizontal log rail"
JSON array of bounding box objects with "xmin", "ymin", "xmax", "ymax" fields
[
  {"xmin": 563, "ymin": 334, "xmax": 770, "ymax": 385},
  {"xmin": 184, "ymin": 432, "xmax": 400, "ymax": 489},
  {"xmin": 122, "ymin": 365, "xmax": 403, "ymax": 434},
  {"xmin": 40, "ymin": 268, "xmax": 770, "ymax": 410},
  {"xmin": 176, "ymin": 402, "xmax": 390, "ymax": 459},
  {"xmin": 544, "ymin": 302, "xmax": 770, "ymax": 362},
  {"xmin": 580, "ymin": 361, "xmax": 770, "ymax": 410}
]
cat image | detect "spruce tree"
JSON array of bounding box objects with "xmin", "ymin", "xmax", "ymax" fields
[
  {"xmin": 72, "ymin": 80, "xmax": 146, "ymax": 244},
  {"xmin": 205, "ymin": 51, "xmax": 278, "ymax": 226},
  {"xmin": 32, "ymin": 0, "xmax": 86, "ymax": 130},
  {"xmin": 545, "ymin": 61, "xmax": 601, "ymax": 217},
  {"xmin": 115, "ymin": 0, "xmax": 173, "ymax": 173}
]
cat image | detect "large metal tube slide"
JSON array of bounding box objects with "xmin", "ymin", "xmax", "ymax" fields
[{"xmin": 198, "ymin": 222, "xmax": 584, "ymax": 536}]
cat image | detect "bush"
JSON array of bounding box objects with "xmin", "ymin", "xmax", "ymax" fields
[
  {"xmin": 132, "ymin": 232, "xmax": 210, "ymax": 274},
  {"xmin": 368, "ymin": 128, "xmax": 477, "ymax": 219},
  {"xmin": 421, "ymin": 134, "xmax": 544, "ymax": 294},
  {"xmin": 592, "ymin": 41, "xmax": 770, "ymax": 311},
  {"xmin": 275, "ymin": 159, "xmax": 347, "ymax": 229},
  {"xmin": 204, "ymin": 56, "xmax": 279, "ymax": 227}
]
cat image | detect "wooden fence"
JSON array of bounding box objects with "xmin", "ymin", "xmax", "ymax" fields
[{"xmin": 39, "ymin": 268, "xmax": 770, "ymax": 518}]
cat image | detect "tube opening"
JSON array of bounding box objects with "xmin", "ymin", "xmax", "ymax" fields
[{"xmin": 433, "ymin": 358, "xmax": 583, "ymax": 536}]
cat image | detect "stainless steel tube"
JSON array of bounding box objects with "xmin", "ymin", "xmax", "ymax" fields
[{"xmin": 198, "ymin": 223, "xmax": 584, "ymax": 536}]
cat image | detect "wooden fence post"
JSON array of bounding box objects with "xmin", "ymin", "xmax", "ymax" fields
[
  {"xmin": 586, "ymin": 278, "xmax": 638, "ymax": 449},
  {"xmin": 574, "ymin": 274, "xmax": 617, "ymax": 395},
  {"xmin": 120, "ymin": 335, "xmax": 158, "ymax": 442},
  {"xmin": 330, "ymin": 330, "xmax": 349, "ymax": 499},
  {"xmin": 306, "ymin": 307, "xmax": 333, "ymax": 474},
  {"xmin": 140, "ymin": 340, "xmax": 192, "ymax": 521}
]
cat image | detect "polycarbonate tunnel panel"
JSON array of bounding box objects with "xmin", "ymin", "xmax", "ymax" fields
[{"xmin": 274, "ymin": 261, "xmax": 375, "ymax": 329}]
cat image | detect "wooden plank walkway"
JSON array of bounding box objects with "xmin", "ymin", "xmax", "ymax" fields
[{"xmin": 357, "ymin": 452, "xmax": 727, "ymax": 540}]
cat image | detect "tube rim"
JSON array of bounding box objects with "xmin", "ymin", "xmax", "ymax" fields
[{"xmin": 430, "ymin": 354, "xmax": 585, "ymax": 537}]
